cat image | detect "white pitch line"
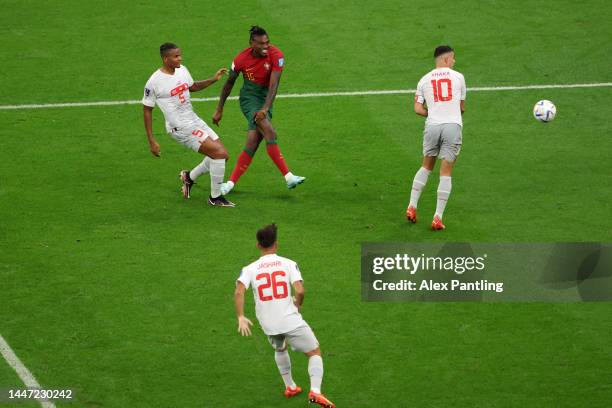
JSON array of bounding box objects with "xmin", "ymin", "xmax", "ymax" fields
[
  {"xmin": 0, "ymin": 82, "xmax": 611, "ymax": 110},
  {"xmin": 0, "ymin": 334, "xmax": 56, "ymax": 408}
]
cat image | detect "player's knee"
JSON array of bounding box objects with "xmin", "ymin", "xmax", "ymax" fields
[
  {"xmin": 305, "ymin": 347, "xmax": 321, "ymax": 357},
  {"xmin": 245, "ymin": 140, "xmax": 259, "ymax": 152}
]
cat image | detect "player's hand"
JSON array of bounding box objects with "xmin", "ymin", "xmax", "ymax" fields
[
  {"xmin": 237, "ymin": 316, "xmax": 253, "ymax": 336},
  {"xmin": 293, "ymin": 296, "xmax": 301, "ymax": 312},
  {"xmin": 254, "ymin": 109, "xmax": 268, "ymax": 123},
  {"xmin": 214, "ymin": 68, "xmax": 228, "ymax": 81},
  {"xmin": 149, "ymin": 140, "xmax": 161, "ymax": 157},
  {"xmin": 212, "ymin": 109, "xmax": 223, "ymax": 126}
]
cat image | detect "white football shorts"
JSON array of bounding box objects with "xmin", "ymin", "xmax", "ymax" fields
[
  {"xmin": 168, "ymin": 118, "xmax": 219, "ymax": 152},
  {"xmin": 423, "ymin": 123, "xmax": 462, "ymax": 162},
  {"xmin": 267, "ymin": 323, "xmax": 319, "ymax": 353}
]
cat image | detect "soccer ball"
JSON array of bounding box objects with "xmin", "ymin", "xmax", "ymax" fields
[{"xmin": 533, "ymin": 100, "xmax": 556, "ymax": 122}]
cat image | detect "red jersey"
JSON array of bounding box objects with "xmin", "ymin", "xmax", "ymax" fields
[{"xmin": 231, "ymin": 45, "xmax": 284, "ymax": 88}]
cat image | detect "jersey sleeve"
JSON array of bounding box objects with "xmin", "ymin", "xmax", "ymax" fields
[
  {"xmin": 289, "ymin": 262, "xmax": 303, "ymax": 283},
  {"xmin": 142, "ymin": 79, "xmax": 156, "ymax": 107},
  {"xmin": 231, "ymin": 55, "xmax": 242, "ymax": 74},
  {"xmin": 415, "ymin": 78, "xmax": 425, "ymax": 104},
  {"xmin": 460, "ymin": 74, "xmax": 467, "ymax": 100},
  {"xmin": 182, "ymin": 66, "xmax": 195, "ymax": 87},
  {"xmin": 237, "ymin": 267, "xmax": 251, "ymax": 288},
  {"xmin": 271, "ymin": 49, "xmax": 285, "ymax": 72}
]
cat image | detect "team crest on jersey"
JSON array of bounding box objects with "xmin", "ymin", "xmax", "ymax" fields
[
  {"xmin": 145, "ymin": 88, "xmax": 151, "ymax": 97},
  {"xmin": 264, "ymin": 62, "xmax": 270, "ymax": 70},
  {"xmin": 278, "ymin": 58, "xmax": 284, "ymax": 67}
]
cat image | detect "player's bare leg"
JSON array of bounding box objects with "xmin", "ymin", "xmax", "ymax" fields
[
  {"xmin": 256, "ymin": 118, "xmax": 305, "ymax": 189},
  {"xmin": 432, "ymin": 159, "xmax": 454, "ymax": 230},
  {"xmin": 221, "ymin": 130, "xmax": 263, "ymax": 195},
  {"xmin": 196, "ymin": 139, "xmax": 234, "ymax": 207},
  {"xmin": 407, "ymin": 156, "xmax": 436, "ymax": 222},
  {"xmin": 304, "ymin": 347, "xmax": 334, "ymax": 408}
]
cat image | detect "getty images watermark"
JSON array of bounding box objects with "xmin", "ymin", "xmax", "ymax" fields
[
  {"xmin": 371, "ymin": 252, "xmax": 503, "ymax": 294},
  {"xmin": 361, "ymin": 243, "xmax": 612, "ymax": 301}
]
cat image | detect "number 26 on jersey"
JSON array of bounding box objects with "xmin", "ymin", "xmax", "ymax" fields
[{"xmin": 256, "ymin": 271, "xmax": 288, "ymax": 301}]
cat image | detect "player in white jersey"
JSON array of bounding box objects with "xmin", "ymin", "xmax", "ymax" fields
[
  {"xmin": 142, "ymin": 43, "xmax": 234, "ymax": 207},
  {"xmin": 234, "ymin": 224, "xmax": 335, "ymax": 408},
  {"xmin": 406, "ymin": 45, "xmax": 466, "ymax": 230}
]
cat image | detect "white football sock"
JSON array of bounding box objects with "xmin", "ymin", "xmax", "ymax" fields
[
  {"xmin": 189, "ymin": 157, "xmax": 210, "ymax": 181},
  {"xmin": 284, "ymin": 171, "xmax": 294, "ymax": 182},
  {"xmin": 308, "ymin": 355, "xmax": 324, "ymax": 394},
  {"xmin": 435, "ymin": 176, "xmax": 452, "ymax": 219},
  {"xmin": 209, "ymin": 159, "xmax": 225, "ymax": 198},
  {"xmin": 274, "ymin": 350, "xmax": 296, "ymax": 389},
  {"xmin": 409, "ymin": 167, "xmax": 431, "ymax": 208}
]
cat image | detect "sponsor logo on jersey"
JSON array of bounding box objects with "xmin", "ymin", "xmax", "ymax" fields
[
  {"xmin": 171, "ymin": 83, "xmax": 189, "ymax": 104},
  {"xmin": 145, "ymin": 88, "xmax": 151, "ymax": 97}
]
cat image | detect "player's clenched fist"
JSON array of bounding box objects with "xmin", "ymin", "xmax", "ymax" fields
[
  {"xmin": 212, "ymin": 109, "xmax": 223, "ymax": 126},
  {"xmin": 254, "ymin": 109, "xmax": 268, "ymax": 123},
  {"xmin": 237, "ymin": 316, "xmax": 253, "ymax": 336},
  {"xmin": 149, "ymin": 140, "xmax": 161, "ymax": 157}
]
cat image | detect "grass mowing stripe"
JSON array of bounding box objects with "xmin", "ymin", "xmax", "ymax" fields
[{"xmin": 0, "ymin": 82, "xmax": 610, "ymax": 110}]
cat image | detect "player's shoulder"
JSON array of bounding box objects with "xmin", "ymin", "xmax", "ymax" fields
[
  {"xmin": 275, "ymin": 255, "xmax": 298, "ymax": 268},
  {"xmin": 417, "ymin": 69, "xmax": 434, "ymax": 84},
  {"xmin": 268, "ymin": 45, "xmax": 283, "ymax": 56},
  {"xmin": 449, "ymin": 68, "xmax": 465, "ymax": 79},
  {"xmin": 234, "ymin": 47, "xmax": 253, "ymax": 61},
  {"xmin": 243, "ymin": 258, "xmax": 261, "ymax": 272},
  {"xmin": 145, "ymin": 69, "xmax": 162, "ymax": 84}
]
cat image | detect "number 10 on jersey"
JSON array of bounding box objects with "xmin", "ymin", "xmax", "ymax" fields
[
  {"xmin": 256, "ymin": 271, "xmax": 288, "ymax": 301},
  {"xmin": 431, "ymin": 79, "xmax": 452, "ymax": 102}
]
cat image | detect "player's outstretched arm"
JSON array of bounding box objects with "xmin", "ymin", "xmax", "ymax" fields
[
  {"xmin": 213, "ymin": 70, "xmax": 239, "ymax": 126},
  {"xmin": 255, "ymin": 70, "xmax": 281, "ymax": 122},
  {"xmin": 234, "ymin": 282, "xmax": 253, "ymax": 336},
  {"xmin": 292, "ymin": 280, "xmax": 305, "ymax": 310},
  {"xmin": 143, "ymin": 105, "xmax": 160, "ymax": 157},
  {"xmin": 414, "ymin": 101, "xmax": 428, "ymax": 117},
  {"xmin": 189, "ymin": 68, "xmax": 228, "ymax": 92}
]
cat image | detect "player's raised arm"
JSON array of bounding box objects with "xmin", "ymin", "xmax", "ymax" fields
[
  {"xmin": 213, "ymin": 70, "xmax": 239, "ymax": 126},
  {"xmin": 234, "ymin": 281, "xmax": 253, "ymax": 336},
  {"xmin": 189, "ymin": 68, "xmax": 228, "ymax": 92},
  {"xmin": 255, "ymin": 70, "xmax": 281, "ymax": 123},
  {"xmin": 143, "ymin": 105, "xmax": 160, "ymax": 157}
]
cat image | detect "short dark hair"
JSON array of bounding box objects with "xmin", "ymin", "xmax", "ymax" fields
[
  {"xmin": 256, "ymin": 223, "xmax": 277, "ymax": 248},
  {"xmin": 160, "ymin": 42, "xmax": 179, "ymax": 57},
  {"xmin": 249, "ymin": 25, "xmax": 267, "ymax": 40},
  {"xmin": 434, "ymin": 45, "xmax": 454, "ymax": 58}
]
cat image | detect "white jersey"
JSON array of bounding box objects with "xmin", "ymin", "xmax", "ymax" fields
[
  {"xmin": 237, "ymin": 254, "xmax": 305, "ymax": 335},
  {"xmin": 142, "ymin": 65, "xmax": 200, "ymax": 131},
  {"xmin": 415, "ymin": 67, "xmax": 466, "ymax": 126}
]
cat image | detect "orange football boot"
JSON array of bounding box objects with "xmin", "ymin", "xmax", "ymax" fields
[
  {"xmin": 406, "ymin": 206, "xmax": 417, "ymax": 223},
  {"xmin": 284, "ymin": 385, "xmax": 302, "ymax": 398},
  {"xmin": 308, "ymin": 391, "xmax": 335, "ymax": 408},
  {"xmin": 431, "ymin": 215, "xmax": 446, "ymax": 230}
]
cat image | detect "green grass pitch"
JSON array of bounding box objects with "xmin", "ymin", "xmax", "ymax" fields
[{"xmin": 1, "ymin": 1, "xmax": 611, "ymax": 407}]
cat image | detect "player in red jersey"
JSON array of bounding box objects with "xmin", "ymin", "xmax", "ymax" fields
[{"xmin": 213, "ymin": 26, "xmax": 305, "ymax": 195}]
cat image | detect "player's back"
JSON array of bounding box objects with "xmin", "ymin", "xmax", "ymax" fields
[
  {"xmin": 416, "ymin": 67, "xmax": 466, "ymax": 126},
  {"xmin": 239, "ymin": 254, "xmax": 305, "ymax": 335}
]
